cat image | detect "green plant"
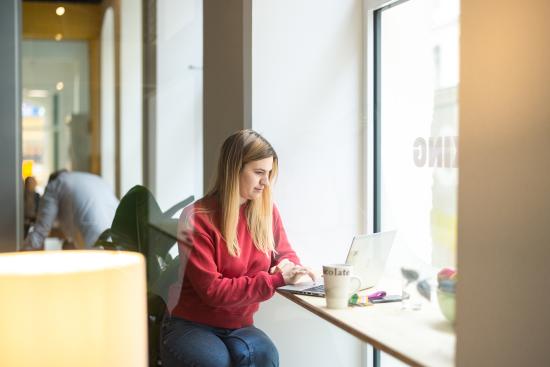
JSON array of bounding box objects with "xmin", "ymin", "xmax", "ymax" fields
[{"xmin": 94, "ymin": 185, "xmax": 194, "ymax": 367}]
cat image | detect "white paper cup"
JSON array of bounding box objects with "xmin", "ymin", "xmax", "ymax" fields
[{"xmin": 323, "ymin": 264, "xmax": 361, "ymax": 309}]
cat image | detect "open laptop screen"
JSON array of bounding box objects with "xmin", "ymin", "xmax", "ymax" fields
[{"xmin": 345, "ymin": 230, "xmax": 397, "ymax": 289}]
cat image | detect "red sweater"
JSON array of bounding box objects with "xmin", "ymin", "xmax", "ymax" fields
[{"xmin": 170, "ymin": 197, "xmax": 300, "ymax": 329}]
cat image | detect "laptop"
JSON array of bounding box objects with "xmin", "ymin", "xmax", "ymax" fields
[{"xmin": 278, "ymin": 230, "xmax": 397, "ymax": 297}]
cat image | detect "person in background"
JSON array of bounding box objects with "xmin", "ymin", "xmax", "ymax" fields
[
  {"xmin": 161, "ymin": 130, "xmax": 314, "ymax": 367},
  {"xmin": 23, "ymin": 170, "xmax": 119, "ymax": 251},
  {"xmin": 23, "ymin": 176, "xmax": 41, "ymax": 236}
]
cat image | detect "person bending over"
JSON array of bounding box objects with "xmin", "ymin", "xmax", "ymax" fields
[
  {"xmin": 23, "ymin": 170, "xmax": 119, "ymax": 250},
  {"xmin": 161, "ymin": 129, "xmax": 314, "ymax": 367}
]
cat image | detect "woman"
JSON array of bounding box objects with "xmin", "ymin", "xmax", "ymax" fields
[{"xmin": 161, "ymin": 130, "xmax": 314, "ymax": 367}]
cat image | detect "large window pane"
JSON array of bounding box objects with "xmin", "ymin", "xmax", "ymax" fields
[
  {"xmin": 378, "ymin": 0, "xmax": 460, "ymax": 268},
  {"xmin": 22, "ymin": 40, "xmax": 91, "ymax": 189}
]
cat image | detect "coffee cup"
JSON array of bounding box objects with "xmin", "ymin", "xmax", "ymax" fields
[{"xmin": 323, "ymin": 264, "xmax": 361, "ymax": 309}]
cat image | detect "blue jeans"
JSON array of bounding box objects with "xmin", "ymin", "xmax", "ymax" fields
[{"xmin": 160, "ymin": 315, "xmax": 279, "ymax": 367}]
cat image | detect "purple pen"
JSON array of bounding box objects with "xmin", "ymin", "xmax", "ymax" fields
[{"xmin": 367, "ymin": 291, "xmax": 387, "ymax": 301}]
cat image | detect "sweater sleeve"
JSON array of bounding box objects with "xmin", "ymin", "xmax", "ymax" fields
[
  {"xmin": 179, "ymin": 210, "xmax": 284, "ymax": 308},
  {"xmin": 271, "ymin": 204, "xmax": 301, "ymax": 267}
]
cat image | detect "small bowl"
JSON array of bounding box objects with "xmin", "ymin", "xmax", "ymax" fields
[
  {"xmin": 438, "ymin": 279, "xmax": 456, "ymax": 293},
  {"xmin": 437, "ymin": 289, "xmax": 455, "ymax": 323}
]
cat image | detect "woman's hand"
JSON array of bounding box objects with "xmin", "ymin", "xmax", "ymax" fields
[
  {"xmin": 281, "ymin": 265, "xmax": 316, "ymax": 285},
  {"xmin": 269, "ymin": 258, "xmax": 294, "ymax": 274},
  {"xmin": 270, "ymin": 259, "xmax": 316, "ymax": 284}
]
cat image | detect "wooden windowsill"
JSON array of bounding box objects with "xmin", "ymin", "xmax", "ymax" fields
[{"xmin": 276, "ymin": 279, "xmax": 455, "ymax": 367}]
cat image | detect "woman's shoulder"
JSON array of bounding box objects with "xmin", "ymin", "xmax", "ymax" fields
[
  {"xmin": 182, "ymin": 195, "xmax": 215, "ymax": 211},
  {"xmin": 196, "ymin": 196, "xmax": 219, "ymax": 212},
  {"xmin": 270, "ymin": 202, "xmax": 284, "ymax": 227},
  {"xmin": 272, "ymin": 201, "xmax": 281, "ymax": 216},
  {"xmin": 180, "ymin": 196, "xmax": 218, "ymax": 227}
]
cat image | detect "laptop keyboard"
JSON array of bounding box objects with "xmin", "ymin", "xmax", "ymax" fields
[{"xmin": 303, "ymin": 284, "xmax": 325, "ymax": 293}]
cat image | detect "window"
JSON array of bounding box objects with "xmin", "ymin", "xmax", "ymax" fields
[
  {"xmin": 372, "ymin": 0, "xmax": 460, "ymax": 269},
  {"xmin": 366, "ymin": 1, "xmax": 460, "ymax": 365},
  {"xmin": 22, "ymin": 40, "xmax": 91, "ymax": 189}
]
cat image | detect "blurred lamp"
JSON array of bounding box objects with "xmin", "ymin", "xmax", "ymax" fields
[{"xmin": 0, "ymin": 251, "xmax": 147, "ymax": 367}]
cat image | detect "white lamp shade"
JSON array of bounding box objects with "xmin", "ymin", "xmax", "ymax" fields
[{"xmin": 0, "ymin": 251, "xmax": 147, "ymax": 367}]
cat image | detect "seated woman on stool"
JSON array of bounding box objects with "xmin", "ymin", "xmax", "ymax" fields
[{"xmin": 161, "ymin": 129, "xmax": 314, "ymax": 367}]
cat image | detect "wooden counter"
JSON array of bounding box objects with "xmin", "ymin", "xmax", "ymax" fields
[{"xmin": 277, "ymin": 281, "xmax": 455, "ymax": 367}]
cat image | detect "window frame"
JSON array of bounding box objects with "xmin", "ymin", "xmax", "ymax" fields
[
  {"xmin": 364, "ymin": 0, "xmax": 406, "ymax": 235},
  {"xmin": 364, "ymin": 1, "xmax": 411, "ymax": 366}
]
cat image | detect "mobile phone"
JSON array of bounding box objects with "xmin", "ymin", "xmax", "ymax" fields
[{"xmin": 370, "ymin": 294, "xmax": 403, "ymax": 304}]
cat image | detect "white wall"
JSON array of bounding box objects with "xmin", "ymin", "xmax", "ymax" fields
[
  {"xmin": 156, "ymin": 0, "xmax": 203, "ymax": 210},
  {"xmin": 252, "ymin": 0, "xmax": 364, "ymax": 267},
  {"xmin": 457, "ymin": 0, "xmax": 550, "ymax": 365},
  {"xmin": 252, "ymin": 1, "xmax": 365, "ymax": 366},
  {"xmin": 119, "ymin": 0, "xmax": 143, "ymax": 195},
  {"xmin": 100, "ymin": 7, "xmax": 116, "ymax": 193},
  {"xmin": 255, "ymin": 294, "xmax": 364, "ymax": 367}
]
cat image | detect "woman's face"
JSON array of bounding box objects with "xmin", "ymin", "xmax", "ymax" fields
[{"xmin": 239, "ymin": 156, "xmax": 273, "ymax": 203}]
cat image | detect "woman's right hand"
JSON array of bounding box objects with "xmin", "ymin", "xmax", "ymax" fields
[{"xmin": 281, "ymin": 265, "xmax": 316, "ymax": 285}]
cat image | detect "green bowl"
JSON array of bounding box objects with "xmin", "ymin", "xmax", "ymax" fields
[{"xmin": 437, "ymin": 289, "xmax": 455, "ymax": 323}]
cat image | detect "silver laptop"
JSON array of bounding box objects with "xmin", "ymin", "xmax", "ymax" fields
[{"xmin": 278, "ymin": 230, "xmax": 397, "ymax": 297}]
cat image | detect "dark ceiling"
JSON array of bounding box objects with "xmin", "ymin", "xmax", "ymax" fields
[{"xmin": 22, "ymin": 0, "xmax": 102, "ymax": 3}]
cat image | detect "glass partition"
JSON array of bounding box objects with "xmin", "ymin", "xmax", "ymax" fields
[
  {"xmin": 22, "ymin": 40, "xmax": 91, "ymax": 189},
  {"xmin": 20, "ymin": 2, "xmax": 203, "ymax": 362},
  {"xmin": 21, "ymin": 0, "xmax": 203, "ymax": 248}
]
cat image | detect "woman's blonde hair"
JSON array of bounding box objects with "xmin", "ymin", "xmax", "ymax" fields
[{"xmin": 207, "ymin": 129, "xmax": 279, "ymax": 257}]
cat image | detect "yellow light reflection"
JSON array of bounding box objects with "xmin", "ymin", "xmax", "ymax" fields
[{"xmin": 22, "ymin": 160, "xmax": 33, "ymax": 180}]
